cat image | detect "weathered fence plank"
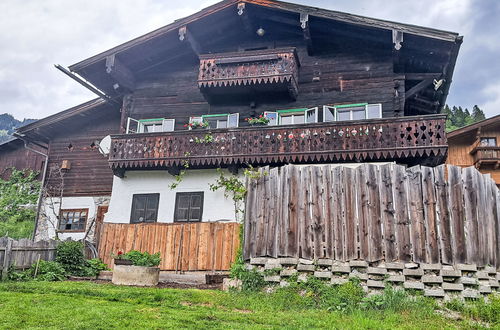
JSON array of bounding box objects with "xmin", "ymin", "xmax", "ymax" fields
[{"xmin": 244, "ymin": 164, "xmax": 500, "ymax": 268}]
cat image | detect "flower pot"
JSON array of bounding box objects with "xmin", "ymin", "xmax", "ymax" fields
[
  {"xmin": 112, "ymin": 265, "xmax": 160, "ymax": 286},
  {"xmin": 114, "ymin": 258, "xmax": 133, "ymax": 266}
]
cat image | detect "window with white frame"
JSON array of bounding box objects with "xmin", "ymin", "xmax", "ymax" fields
[
  {"xmin": 264, "ymin": 107, "xmax": 318, "ymax": 126},
  {"xmin": 126, "ymin": 118, "xmax": 175, "ymax": 134},
  {"xmin": 323, "ymin": 103, "xmax": 382, "ymax": 122},
  {"xmin": 189, "ymin": 113, "xmax": 239, "ymax": 129}
]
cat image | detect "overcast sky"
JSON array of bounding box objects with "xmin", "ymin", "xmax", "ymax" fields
[{"xmin": 0, "ymin": 0, "xmax": 498, "ymax": 120}]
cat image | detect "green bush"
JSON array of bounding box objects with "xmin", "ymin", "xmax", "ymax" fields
[
  {"xmin": 9, "ymin": 260, "xmax": 66, "ymax": 282},
  {"xmin": 56, "ymin": 241, "xmax": 87, "ymax": 276},
  {"xmin": 83, "ymin": 258, "xmax": 109, "ymax": 277},
  {"xmin": 122, "ymin": 251, "xmax": 161, "ymax": 267}
]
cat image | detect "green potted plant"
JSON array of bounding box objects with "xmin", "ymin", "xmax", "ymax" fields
[
  {"xmin": 245, "ymin": 115, "xmax": 270, "ymax": 126},
  {"xmin": 111, "ymin": 250, "xmax": 161, "ymax": 286},
  {"xmin": 184, "ymin": 121, "xmax": 209, "ymax": 129}
]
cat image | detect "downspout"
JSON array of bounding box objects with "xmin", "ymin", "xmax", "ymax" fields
[{"xmin": 13, "ymin": 133, "xmax": 49, "ymax": 241}]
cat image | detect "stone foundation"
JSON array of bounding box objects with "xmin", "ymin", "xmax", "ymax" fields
[{"xmin": 248, "ymin": 258, "xmax": 500, "ymax": 299}]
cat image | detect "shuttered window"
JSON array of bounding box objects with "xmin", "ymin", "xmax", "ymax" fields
[
  {"xmin": 174, "ymin": 192, "xmax": 204, "ymax": 222},
  {"xmin": 130, "ymin": 194, "xmax": 160, "ymax": 224}
]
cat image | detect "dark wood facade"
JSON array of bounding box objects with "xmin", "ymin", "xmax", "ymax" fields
[
  {"xmin": 0, "ymin": 138, "xmax": 45, "ymax": 180},
  {"xmin": 17, "ymin": 100, "xmax": 121, "ymax": 196}
]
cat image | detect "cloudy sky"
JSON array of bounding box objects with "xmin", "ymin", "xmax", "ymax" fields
[{"xmin": 0, "ymin": 0, "xmax": 498, "ymax": 120}]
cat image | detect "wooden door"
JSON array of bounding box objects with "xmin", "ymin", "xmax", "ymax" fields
[{"xmin": 95, "ymin": 206, "xmax": 108, "ymax": 250}]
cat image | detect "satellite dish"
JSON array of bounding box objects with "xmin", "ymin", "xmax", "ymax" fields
[{"xmin": 98, "ymin": 135, "xmax": 111, "ymax": 155}]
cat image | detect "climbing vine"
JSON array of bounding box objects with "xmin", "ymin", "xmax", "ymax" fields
[{"xmin": 168, "ymin": 153, "xmax": 191, "ymax": 190}]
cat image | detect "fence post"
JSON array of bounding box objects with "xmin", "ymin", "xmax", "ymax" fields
[{"xmin": 1, "ymin": 239, "xmax": 13, "ymax": 280}]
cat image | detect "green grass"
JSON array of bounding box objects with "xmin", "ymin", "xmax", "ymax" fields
[
  {"xmin": 0, "ymin": 281, "xmax": 493, "ymax": 329},
  {"xmin": 0, "ymin": 219, "xmax": 34, "ymax": 239}
]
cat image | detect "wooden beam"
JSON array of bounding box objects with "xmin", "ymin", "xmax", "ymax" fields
[
  {"xmin": 179, "ymin": 26, "xmax": 203, "ymax": 56},
  {"xmin": 406, "ymin": 73, "xmax": 442, "ymax": 80},
  {"xmin": 405, "ymin": 78, "xmax": 433, "ymax": 100},
  {"xmin": 237, "ymin": 2, "xmax": 254, "ymax": 34},
  {"xmin": 392, "ymin": 30, "xmax": 403, "ymax": 50},
  {"xmin": 113, "ymin": 168, "xmax": 125, "ymax": 178},
  {"xmin": 300, "ymin": 13, "xmax": 314, "ymax": 55},
  {"xmin": 105, "ymin": 54, "xmax": 135, "ymax": 92}
]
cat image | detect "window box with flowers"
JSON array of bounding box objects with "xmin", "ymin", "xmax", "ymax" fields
[
  {"xmin": 245, "ymin": 115, "xmax": 270, "ymax": 126},
  {"xmin": 111, "ymin": 250, "xmax": 161, "ymax": 286}
]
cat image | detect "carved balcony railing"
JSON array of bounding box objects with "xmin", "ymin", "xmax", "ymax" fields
[
  {"xmin": 471, "ymin": 146, "xmax": 500, "ymax": 168},
  {"xmin": 198, "ymin": 47, "xmax": 300, "ymax": 100},
  {"xmin": 108, "ymin": 115, "xmax": 447, "ymax": 172}
]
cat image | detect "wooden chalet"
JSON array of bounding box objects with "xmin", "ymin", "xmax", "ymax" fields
[
  {"xmin": 22, "ymin": 0, "xmax": 497, "ymax": 274},
  {"xmin": 447, "ymin": 115, "xmax": 500, "ymax": 185}
]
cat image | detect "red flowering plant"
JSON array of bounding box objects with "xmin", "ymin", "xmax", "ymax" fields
[
  {"xmin": 183, "ymin": 121, "xmax": 209, "ymax": 129},
  {"xmin": 111, "ymin": 250, "xmax": 125, "ymax": 260},
  {"xmin": 245, "ymin": 114, "xmax": 270, "ymax": 125}
]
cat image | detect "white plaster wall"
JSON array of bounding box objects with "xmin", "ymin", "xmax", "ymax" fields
[
  {"xmin": 105, "ymin": 169, "xmax": 242, "ymax": 224},
  {"xmin": 36, "ymin": 196, "xmax": 110, "ymax": 242}
]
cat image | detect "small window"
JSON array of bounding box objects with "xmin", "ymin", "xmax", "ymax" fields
[
  {"xmin": 126, "ymin": 118, "xmax": 175, "ymax": 134},
  {"xmin": 130, "ymin": 194, "xmax": 160, "ymax": 224},
  {"xmin": 323, "ymin": 103, "xmax": 382, "ymax": 122},
  {"xmin": 174, "ymin": 192, "xmax": 204, "ymax": 222},
  {"xmin": 480, "ymin": 137, "xmax": 497, "ymax": 147},
  {"xmin": 276, "ymin": 108, "xmax": 318, "ymax": 125},
  {"xmin": 192, "ymin": 114, "xmax": 239, "ymax": 129},
  {"xmin": 58, "ymin": 209, "xmax": 88, "ymax": 232}
]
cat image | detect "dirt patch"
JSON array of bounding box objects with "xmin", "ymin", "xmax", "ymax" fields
[{"xmin": 68, "ymin": 278, "xmax": 222, "ymax": 290}]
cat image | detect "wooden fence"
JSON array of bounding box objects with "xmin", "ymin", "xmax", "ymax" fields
[
  {"xmin": 99, "ymin": 222, "xmax": 240, "ymax": 271},
  {"xmin": 0, "ymin": 238, "xmax": 58, "ymax": 280},
  {"xmin": 244, "ymin": 164, "xmax": 500, "ymax": 268}
]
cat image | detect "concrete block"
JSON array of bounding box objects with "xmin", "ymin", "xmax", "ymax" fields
[
  {"xmin": 245, "ymin": 264, "xmax": 255, "ymax": 271},
  {"xmin": 97, "ymin": 271, "xmax": 112, "ymax": 281},
  {"xmin": 497, "ymin": 273, "xmax": 500, "ymax": 281},
  {"xmin": 385, "ymin": 262, "xmax": 404, "ymax": 270},
  {"xmin": 403, "ymin": 281, "xmax": 424, "ymax": 290},
  {"xmin": 331, "ymin": 278, "xmax": 349, "ymax": 285},
  {"xmin": 422, "ymin": 275, "xmax": 443, "ymax": 284},
  {"xmin": 222, "ymin": 278, "xmax": 242, "ymax": 291},
  {"xmin": 386, "ymin": 275, "xmax": 405, "ymax": 283},
  {"xmin": 403, "ymin": 268, "xmax": 424, "ymax": 277},
  {"xmin": 349, "ymin": 273, "xmax": 368, "ymax": 281},
  {"xmin": 314, "ymin": 271, "xmax": 332, "ymax": 279},
  {"xmin": 479, "ymin": 285, "xmax": 492, "ymax": 294},
  {"xmin": 280, "ymin": 269, "xmax": 297, "ymax": 277},
  {"xmin": 278, "ymin": 258, "xmax": 298, "ymax": 265},
  {"xmin": 441, "ymin": 269, "xmax": 461, "ymax": 278},
  {"xmin": 424, "ymin": 289, "xmax": 445, "ymax": 297},
  {"xmin": 297, "ymin": 264, "xmax": 315, "ymax": 272},
  {"xmin": 250, "ymin": 258, "xmax": 268, "ymax": 265},
  {"xmin": 489, "ymin": 279, "xmax": 499, "ymax": 288},
  {"xmin": 367, "ymin": 280, "xmax": 385, "ymax": 288},
  {"xmin": 112, "ymin": 265, "xmax": 160, "ymax": 287},
  {"xmin": 456, "ymin": 264, "xmax": 477, "ymax": 272},
  {"xmin": 317, "ymin": 259, "xmax": 333, "ymax": 266},
  {"xmin": 264, "ymin": 275, "xmax": 280, "ymax": 282},
  {"xmin": 280, "ymin": 281, "xmax": 290, "ymax": 288},
  {"xmin": 476, "ymin": 271, "xmax": 490, "ymax": 280},
  {"xmin": 458, "ymin": 277, "xmax": 478, "ymax": 286},
  {"xmin": 349, "ymin": 260, "xmax": 368, "ymax": 268},
  {"xmin": 462, "ymin": 288, "xmax": 479, "ymax": 299},
  {"xmin": 405, "ymin": 263, "xmax": 419, "ymax": 269},
  {"xmin": 442, "ymin": 283, "xmax": 464, "ymax": 291},
  {"xmin": 368, "ymin": 267, "xmax": 387, "ymax": 275},
  {"xmin": 421, "ymin": 263, "xmax": 442, "ymax": 271},
  {"xmin": 484, "ymin": 266, "xmax": 497, "ymax": 274},
  {"xmin": 265, "ymin": 263, "xmax": 282, "ymax": 270},
  {"xmin": 331, "ymin": 265, "xmax": 351, "ymax": 274},
  {"xmin": 299, "ymin": 258, "xmax": 314, "ymax": 265}
]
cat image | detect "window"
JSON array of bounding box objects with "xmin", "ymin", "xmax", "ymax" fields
[
  {"xmin": 58, "ymin": 209, "xmax": 88, "ymax": 232},
  {"xmin": 126, "ymin": 118, "xmax": 175, "ymax": 134},
  {"xmin": 174, "ymin": 192, "xmax": 204, "ymax": 222},
  {"xmin": 189, "ymin": 114, "xmax": 239, "ymax": 129},
  {"xmin": 480, "ymin": 137, "xmax": 497, "ymax": 147},
  {"xmin": 130, "ymin": 194, "xmax": 160, "ymax": 224},
  {"xmin": 323, "ymin": 103, "xmax": 382, "ymax": 122},
  {"xmin": 265, "ymin": 107, "xmax": 318, "ymax": 126}
]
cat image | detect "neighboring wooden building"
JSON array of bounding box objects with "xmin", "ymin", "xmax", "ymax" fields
[
  {"xmin": 16, "ymin": 99, "xmax": 121, "ymax": 241},
  {"xmin": 0, "ymin": 137, "xmax": 45, "ymax": 180},
  {"xmin": 447, "ymin": 115, "xmax": 500, "ymax": 185}
]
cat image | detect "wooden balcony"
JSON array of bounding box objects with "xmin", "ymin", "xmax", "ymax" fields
[
  {"xmin": 198, "ymin": 48, "xmax": 299, "ymax": 101},
  {"xmin": 471, "ymin": 146, "xmax": 500, "ymax": 169},
  {"xmin": 108, "ymin": 115, "xmax": 447, "ymax": 172}
]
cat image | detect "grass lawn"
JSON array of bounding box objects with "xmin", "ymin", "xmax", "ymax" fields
[{"xmin": 0, "ymin": 281, "xmax": 494, "ymax": 329}]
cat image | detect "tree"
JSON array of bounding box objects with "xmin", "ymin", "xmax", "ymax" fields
[
  {"xmin": 444, "ymin": 104, "xmax": 487, "ymax": 132},
  {"xmin": 472, "ymin": 105, "xmax": 486, "ymax": 122}
]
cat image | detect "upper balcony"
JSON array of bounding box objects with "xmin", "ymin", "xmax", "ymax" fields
[
  {"xmin": 108, "ymin": 114, "xmax": 447, "ymax": 174},
  {"xmin": 471, "ymin": 146, "xmax": 500, "ymax": 169},
  {"xmin": 198, "ymin": 48, "xmax": 300, "ymax": 102}
]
